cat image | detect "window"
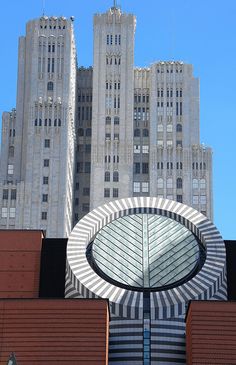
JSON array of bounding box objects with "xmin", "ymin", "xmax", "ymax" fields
[
  {"xmin": 105, "ymin": 171, "xmax": 110, "ymax": 182},
  {"xmin": 167, "ymin": 162, "xmax": 173, "ymax": 169},
  {"xmin": 83, "ymin": 188, "xmax": 90, "ymax": 196},
  {"xmin": 193, "ymin": 196, "xmax": 199, "ymax": 204},
  {"xmin": 41, "ymin": 211, "xmax": 47, "ymax": 220},
  {"xmin": 75, "ymin": 198, "xmax": 79, "ymax": 206},
  {"xmin": 42, "ymin": 194, "xmax": 48, "ymax": 202},
  {"xmin": 157, "ymin": 178, "xmax": 163, "ymax": 189},
  {"xmin": 176, "ymin": 124, "xmax": 182, "ymax": 132},
  {"xmin": 114, "ymin": 133, "xmax": 119, "ymax": 140},
  {"xmin": 82, "ymin": 203, "xmax": 89, "ymax": 212},
  {"xmin": 1, "ymin": 207, "xmax": 8, "ymax": 218},
  {"xmin": 43, "ymin": 176, "xmax": 49, "ymax": 185},
  {"xmin": 3, "ymin": 189, "xmax": 8, "ymax": 200},
  {"xmin": 85, "ymin": 144, "xmax": 91, "ymax": 153},
  {"xmin": 86, "ymin": 128, "xmax": 91, "ymax": 137},
  {"xmin": 176, "ymin": 140, "xmax": 182, "ymax": 147},
  {"xmin": 142, "ymin": 163, "xmax": 149, "ymax": 174},
  {"xmin": 9, "ymin": 146, "xmax": 14, "ymax": 157},
  {"xmin": 114, "ymin": 117, "xmax": 120, "ymax": 125},
  {"xmin": 9, "ymin": 208, "xmax": 16, "ymax": 218},
  {"xmin": 167, "ymin": 124, "xmax": 173, "ymax": 132},
  {"xmin": 84, "ymin": 162, "xmax": 91, "ymax": 173},
  {"xmin": 134, "ymin": 145, "xmax": 140, "ymax": 153},
  {"xmin": 44, "ymin": 159, "xmax": 49, "ymax": 167},
  {"xmin": 167, "ymin": 178, "xmax": 173, "ymax": 189},
  {"xmin": 78, "ymin": 128, "xmax": 84, "ymax": 137},
  {"xmin": 177, "ymin": 195, "xmax": 183, "ymax": 203},
  {"xmin": 167, "ymin": 140, "xmax": 173, "ymax": 147},
  {"xmin": 134, "ymin": 163, "xmax": 141, "ymax": 174},
  {"xmin": 200, "ymin": 179, "xmax": 206, "ymax": 189},
  {"xmin": 192, "ymin": 179, "xmax": 198, "ymax": 189},
  {"xmin": 104, "ymin": 188, "xmax": 110, "ymax": 198},
  {"xmin": 143, "ymin": 129, "xmax": 149, "ymax": 137},
  {"xmin": 113, "ymin": 188, "xmax": 119, "ymax": 198},
  {"xmin": 106, "ymin": 117, "xmax": 111, "ymax": 125},
  {"xmin": 44, "ymin": 139, "xmax": 50, "ymax": 148},
  {"xmin": 142, "ymin": 182, "xmax": 149, "ymax": 193},
  {"xmin": 157, "ymin": 124, "xmax": 163, "ymax": 132},
  {"xmin": 113, "ymin": 171, "xmax": 119, "ymax": 182},
  {"xmin": 134, "ymin": 129, "xmax": 140, "ymax": 137},
  {"xmin": 11, "ymin": 189, "xmax": 16, "ymax": 200},
  {"xmin": 8, "ymin": 164, "xmax": 14, "ymax": 175},
  {"xmin": 177, "ymin": 178, "xmax": 183, "ymax": 189},
  {"xmin": 77, "ymin": 162, "xmax": 83, "ymax": 173},
  {"xmin": 47, "ymin": 81, "xmax": 53, "ymax": 91},
  {"xmin": 157, "ymin": 140, "xmax": 163, "ymax": 147},
  {"xmin": 157, "ymin": 162, "xmax": 163, "ymax": 169},
  {"xmin": 142, "ymin": 145, "xmax": 149, "ymax": 154},
  {"xmin": 133, "ymin": 182, "xmax": 140, "ymax": 193},
  {"xmin": 105, "ymin": 133, "xmax": 111, "ymax": 139},
  {"xmin": 200, "ymin": 195, "xmax": 207, "ymax": 205}
]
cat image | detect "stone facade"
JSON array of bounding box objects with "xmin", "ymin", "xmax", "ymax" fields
[{"xmin": 0, "ymin": 5, "xmax": 213, "ymax": 237}]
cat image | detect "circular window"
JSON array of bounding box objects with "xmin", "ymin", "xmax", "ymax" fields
[{"xmin": 89, "ymin": 214, "xmax": 205, "ymax": 291}]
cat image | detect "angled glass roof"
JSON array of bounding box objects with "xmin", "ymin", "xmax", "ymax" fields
[{"xmin": 91, "ymin": 214, "xmax": 204, "ymax": 291}]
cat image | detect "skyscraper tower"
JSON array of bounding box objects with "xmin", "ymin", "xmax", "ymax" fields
[
  {"xmin": 0, "ymin": 16, "xmax": 76, "ymax": 237},
  {"xmin": 90, "ymin": 6, "xmax": 136, "ymax": 209}
]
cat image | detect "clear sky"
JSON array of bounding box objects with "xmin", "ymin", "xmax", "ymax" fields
[{"xmin": 0, "ymin": 0, "xmax": 235, "ymax": 239}]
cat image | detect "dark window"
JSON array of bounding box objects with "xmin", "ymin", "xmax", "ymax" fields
[
  {"xmin": 39, "ymin": 119, "xmax": 42, "ymax": 126},
  {"xmin": 84, "ymin": 162, "xmax": 91, "ymax": 173},
  {"xmin": 177, "ymin": 178, "xmax": 182, "ymax": 189},
  {"xmin": 77, "ymin": 162, "xmax": 83, "ymax": 173},
  {"xmin": 134, "ymin": 163, "xmax": 140, "ymax": 174},
  {"xmin": 176, "ymin": 124, "xmax": 182, "ymax": 132},
  {"xmin": 43, "ymin": 176, "xmax": 49, "ymax": 184},
  {"xmin": 113, "ymin": 171, "xmax": 119, "ymax": 182},
  {"xmin": 42, "ymin": 194, "xmax": 48, "ymax": 202},
  {"xmin": 134, "ymin": 129, "xmax": 140, "ymax": 137},
  {"xmin": 54, "ymin": 119, "xmax": 57, "ymax": 126},
  {"xmin": 35, "ymin": 119, "xmax": 38, "ymax": 126},
  {"xmin": 85, "ymin": 144, "xmax": 91, "ymax": 153},
  {"xmin": 44, "ymin": 159, "xmax": 49, "ymax": 167},
  {"xmin": 47, "ymin": 81, "xmax": 53, "ymax": 91},
  {"xmin": 75, "ymin": 198, "xmax": 79, "ymax": 206},
  {"xmin": 104, "ymin": 188, "xmax": 110, "ymax": 198},
  {"xmin": 78, "ymin": 128, "xmax": 84, "ymax": 136},
  {"xmin": 44, "ymin": 119, "xmax": 47, "ymax": 126},
  {"xmin": 58, "ymin": 119, "xmax": 61, "ymax": 127},
  {"xmin": 44, "ymin": 139, "xmax": 50, "ymax": 148},
  {"xmin": 177, "ymin": 195, "xmax": 183, "ymax": 203},
  {"xmin": 11, "ymin": 189, "xmax": 16, "ymax": 200},
  {"xmin": 113, "ymin": 188, "xmax": 119, "ymax": 198},
  {"xmin": 142, "ymin": 163, "xmax": 149, "ymax": 174},
  {"xmin": 105, "ymin": 171, "xmax": 110, "ymax": 182},
  {"xmin": 114, "ymin": 117, "xmax": 120, "ymax": 125},
  {"xmin": 83, "ymin": 188, "xmax": 90, "ymax": 196},
  {"xmin": 41, "ymin": 212, "xmax": 47, "ymax": 220},
  {"xmin": 82, "ymin": 203, "xmax": 89, "ymax": 212},
  {"xmin": 75, "ymin": 182, "xmax": 79, "ymax": 190},
  {"xmin": 86, "ymin": 128, "xmax": 92, "ymax": 137},
  {"xmin": 48, "ymin": 119, "xmax": 51, "ymax": 126},
  {"xmin": 143, "ymin": 129, "xmax": 149, "ymax": 137},
  {"xmin": 157, "ymin": 162, "xmax": 164, "ymax": 170},
  {"xmin": 114, "ymin": 133, "xmax": 119, "ymax": 140},
  {"xmin": 2, "ymin": 189, "xmax": 8, "ymax": 200},
  {"xmin": 176, "ymin": 140, "xmax": 182, "ymax": 147}
]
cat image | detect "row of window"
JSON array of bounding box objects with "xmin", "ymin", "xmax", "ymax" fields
[
  {"xmin": 78, "ymin": 106, "xmax": 92, "ymax": 121},
  {"xmin": 1, "ymin": 207, "xmax": 15, "ymax": 218},
  {"xmin": 105, "ymin": 155, "xmax": 119, "ymax": 163},
  {"xmin": 105, "ymin": 96, "xmax": 120, "ymax": 109},
  {"xmin": 104, "ymin": 171, "xmax": 119, "ymax": 182},
  {"xmin": 105, "ymin": 133, "xmax": 119, "ymax": 140},
  {"xmin": 106, "ymin": 81, "xmax": 120, "ymax": 90},
  {"xmin": 157, "ymin": 68, "xmax": 183, "ymax": 74},
  {"xmin": 157, "ymin": 102, "xmax": 183, "ymax": 116},
  {"xmin": 78, "ymin": 93, "xmax": 92, "ymax": 103},
  {"xmin": 78, "ymin": 128, "xmax": 92, "ymax": 137},
  {"xmin": 35, "ymin": 119, "xmax": 62, "ymax": 127},
  {"xmin": 157, "ymin": 177, "xmax": 183, "ymax": 189},
  {"xmin": 134, "ymin": 129, "xmax": 149, "ymax": 137},
  {"xmin": 2, "ymin": 189, "xmax": 16, "ymax": 200},
  {"xmin": 76, "ymin": 162, "xmax": 91, "ymax": 173},
  {"xmin": 134, "ymin": 94, "xmax": 150, "ymax": 103},
  {"xmin": 157, "ymin": 140, "xmax": 182, "ymax": 147},
  {"xmin": 9, "ymin": 129, "xmax": 16, "ymax": 137},
  {"xmin": 133, "ymin": 182, "xmax": 149, "ymax": 193},
  {"xmin": 134, "ymin": 145, "xmax": 149, "ymax": 154},
  {"xmin": 192, "ymin": 162, "xmax": 207, "ymax": 170},
  {"xmin": 106, "ymin": 56, "xmax": 121, "ymax": 65},
  {"xmin": 104, "ymin": 188, "xmax": 119, "ymax": 198},
  {"xmin": 134, "ymin": 108, "xmax": 150, "ymax": 121},
  {"xmin": 157, "ymin": 162, "xmax": 183, "ymax": 170},
  {"xmin": 40, "ymin": 25, "xmax": 66, "ymax": 30},
  {"xmin": 157, "ymin": 124, "xmax": 182, "ymax": 132},
  {"xmin": 157, "ymin": 89, "xmax": 182, "ymax": 98},
  {"xmin": 106, "ymin": 34, "xmax": 121, "ymax": 45},
  {"xmin": 193, "ymin": 179, "xmax": 206, "ymax": 189},
  {"xmin": 193, "ymin": 195, "xmax": 207, "ymax": 205},
  {"xmin": 77, "ymin": 144, "xmax": 91, "ymax": 153},
  {"xmin": 105, "ymin": 116, "xmax": 120, "ymax": 125},
  {"xmin": 134, "ymin": 163, "xmax": 149, "ymax": 174}
]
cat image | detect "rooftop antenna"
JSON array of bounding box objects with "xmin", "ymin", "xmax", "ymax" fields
[{"xmin": 42, "ymin": 0, "xmax": 45, "ymax": 16}]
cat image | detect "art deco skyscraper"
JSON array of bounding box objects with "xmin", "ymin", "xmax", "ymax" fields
[{"xmin": 0, "ymin": 16, "xmax": 76, "ymax": 237}]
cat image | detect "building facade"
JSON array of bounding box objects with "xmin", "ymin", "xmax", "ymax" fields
[{"xmin": 0, "ymin": 4, "xmax": 212, "ymax": 236}]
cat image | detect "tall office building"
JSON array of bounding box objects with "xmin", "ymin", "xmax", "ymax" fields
[
  {"xmin": 0, "ymin": 16, "xmax": 76, "ymax": 237},
  {"xmin": 0, "ymin": 4, "xmax": 213, "ymax": 236}
]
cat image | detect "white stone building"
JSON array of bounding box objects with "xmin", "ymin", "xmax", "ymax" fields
[{"xmin": 0, "ymin": 5, "xmax": 213, "ymax": 237}]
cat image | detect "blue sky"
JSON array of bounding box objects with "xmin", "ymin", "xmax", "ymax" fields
[{"xmin": 0, "ymin": 0, "xmax": 235, "ymax": 239}]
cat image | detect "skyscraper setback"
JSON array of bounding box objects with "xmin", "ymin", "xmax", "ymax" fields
[{"xmin": 0, "ymin": 4, "xmax": 213, "ymax": 237}]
